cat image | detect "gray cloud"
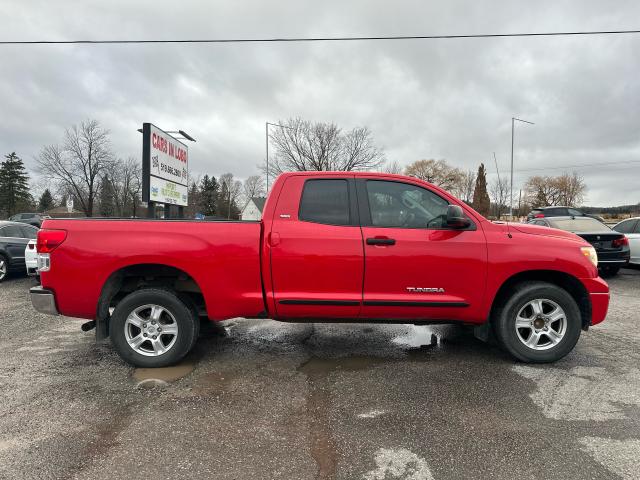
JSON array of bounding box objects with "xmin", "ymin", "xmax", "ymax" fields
[{"xmin": 1, "ymin": 0, "xmax": 639, "ymax": 206}]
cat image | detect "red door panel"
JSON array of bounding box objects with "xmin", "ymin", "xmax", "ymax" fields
[
  {"xmin": 358, "ymin": 179, "xmax": 488, "ymax": 321},
  {"xmin": 361, "ymin": 227, "xmax": 487, "ymax": 321},
  {"xmin": 269, "ymin": 176, "xmax": 363, "ymax": 319}
]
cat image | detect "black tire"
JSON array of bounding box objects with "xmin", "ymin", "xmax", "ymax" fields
[
  {"xmin": 110, "ymin": 288, "xmax": 198, "ymax": 368},
  {"xmin": 599, "ymin": 266, "xmax": 620, "ymax": 278},
  {"xmin": 176, "ymin": 293, "xmax": 201, "ymax": 351},
  {"xmin": 0, "ymin": 254, "xmax": 8, "ymax": 283},
  {"xmin": 493, "ymin": 281, "xmax": 582, "ymax": 363}
]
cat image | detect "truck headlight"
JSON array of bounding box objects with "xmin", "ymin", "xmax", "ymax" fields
[{"xmin": 581, "ymin": 246, "xmax": 598, "ymax": 267}]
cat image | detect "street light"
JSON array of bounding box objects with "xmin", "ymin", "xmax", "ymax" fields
[
  {"xmin": 165, "ymin": 130, "xmax": 197, "ymax": 142},
  {"xmin": 510, "ymin": 117, "xmax": 534, "ymax": 219},
  {"xmin": 265, "ymin": 122, "xmax": 293, "ymax": 191}
]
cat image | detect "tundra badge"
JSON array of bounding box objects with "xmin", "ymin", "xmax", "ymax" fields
[{"xmin": 406, "ymin": 287, "xmax": 445, "ymax": 293}]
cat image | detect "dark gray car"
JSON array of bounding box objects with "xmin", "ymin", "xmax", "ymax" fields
[
  {"xmin": 0, "ymin": 221, "xmax": 38, "ymax": 282},
  {"xmin": 8, "ymin": 213, "xmax": 50, "ymax": 228}
]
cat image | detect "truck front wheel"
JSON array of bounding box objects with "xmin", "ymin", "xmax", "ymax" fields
[
  {"xmin": 110, "ymin": 288, "xmax": 198, "ymax": 368},
  {"xmin": 493, "ymin": 282, "xmax": 582, "ymax": 363}
]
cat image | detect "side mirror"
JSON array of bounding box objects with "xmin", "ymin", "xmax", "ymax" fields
[{"xmin": 446, "ymin": 205, "xmax": 471, "ymax": 229}]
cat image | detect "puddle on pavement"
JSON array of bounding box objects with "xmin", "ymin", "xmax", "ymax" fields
[
  {"xmin": 132, "ymin": 362, "xmax": 195, "ymax": 389},
  {"xmin": 392, "ymin": 325, "xmax": 440, "ymax": 349}
]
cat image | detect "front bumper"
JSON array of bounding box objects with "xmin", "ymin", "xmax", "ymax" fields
[
  {"xmin": 30, "ymin": 286, "xmax": 59, "ymax": 315},
  {"xmin": 580, "ymin": 277, "xmax": 610, "ymax": 326}
]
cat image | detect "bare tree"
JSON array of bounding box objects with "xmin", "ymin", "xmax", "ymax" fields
[
  {"xmin": 239, "ymin": 175, "xmax": 266, "ymax": 211},
  {"xmin": 489, "ymin": 176, "xmax": 509, "ymax": 219},
  {"xmin": 36, "ymin": 120, "xmax": 114, "ymax": 216},
  {"xmin": 219, "ymin": 173, "xmax": 243, "ymax": 219},
  {"xmin": 106, "ymin": 157, "xmax": 142, "ymax": 217},
  {"xmin": 266, "ymin": 117, "xmax": 385, "ymax": 175},
  {"xmin": 524, "ymin": 172, "xmax": 586, "ymax": 208},
  {"xmin": 404, "ymin": 159, "xmax": 464, "ymax": 192},
  {"xmin": 382, "ymin": 160, "xmax": 403, "ymax": 174},
  {"xmin": 452, "ymin": 170, "xmax": 476, "ymax": 203}
]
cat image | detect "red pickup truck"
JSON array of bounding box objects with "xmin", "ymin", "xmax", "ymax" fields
[{"xmin": 31, "ymin": 172, "xmax": 609, "ymax": 367}]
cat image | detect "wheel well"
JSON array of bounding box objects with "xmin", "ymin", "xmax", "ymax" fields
[
  {"xmin": 490, "ymin": 270, "xmax": 592, "ymax": 330},
  {"xmin": 96, "ymin": 264, "xmax": 206, "ymax": 339}
]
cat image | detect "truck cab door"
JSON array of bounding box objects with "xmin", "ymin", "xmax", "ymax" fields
[
  {"xmin": 356, "ymin": 178, "xmax": 487, "ymax": 322},
  {"xmin": 268, "ymin": 176, "xmax": 364, "ymax": 319}
]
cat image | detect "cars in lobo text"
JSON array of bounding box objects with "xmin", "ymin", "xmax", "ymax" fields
[
  {"xmin": 528, "ymin": 216, "xmax": 630, "ymax": 276},
  {"xmin": 0, "ymin": 221, "xmax": 39, "ymax": 282},
  {"xmin": 30, "ymin": 172, "xmax": 610, "ymax": 367}
]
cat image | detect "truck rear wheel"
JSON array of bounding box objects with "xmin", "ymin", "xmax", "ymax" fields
[
  {"xmin": 110, "ymin": 288, "xmax": 198, "ymax": 368},
  {"xmin": 493, "ymin": 281, "xmax": 581, "ymax": 363}
]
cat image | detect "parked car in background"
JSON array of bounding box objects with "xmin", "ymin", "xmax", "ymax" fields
[
  {"xmin": 25, "ymin": 240, "xmax": 38, "ymax": 276},
  {"xmin": 612, "ymin": 217, "xmax": 640, "ymax": 266},
  {"xmin": 528, "ymin": 216, "xmax": 629, "ymax": 276},
  {"xmin": 527, "ymin": 207, "xmax": 605, "ymax": 223},
  {"xmin": 8, "ymin": 213, "xmax": 50, "ymax": 228},
  {"xmin": 0, "ymin": 221, "xmax": 39, "ymax": 282}
]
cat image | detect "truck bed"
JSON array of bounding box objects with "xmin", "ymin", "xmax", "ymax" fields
[{"xmin": 40, "ymin": 218, "xmax": 265, "ymax": 320}]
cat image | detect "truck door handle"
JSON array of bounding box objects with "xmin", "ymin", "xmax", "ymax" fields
[{"xmin": 366, "ymin": 237, "xmax": 396, "ymax": 246}]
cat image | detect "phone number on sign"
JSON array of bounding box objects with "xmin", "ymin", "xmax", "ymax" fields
[{"xmin": 160, "ymin": 163, "xmax": 185, "ymax": 179}]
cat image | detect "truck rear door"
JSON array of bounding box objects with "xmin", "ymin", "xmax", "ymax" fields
[
  {"xmin": 268, "ymin": 175, "xmax": 363, "ymax": 318},
  {"xmin": 356, "ymin": 178, "xmax": 487, "ymax": 321}
]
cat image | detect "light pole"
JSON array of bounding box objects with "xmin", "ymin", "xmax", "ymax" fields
[
  {"xmin": 266, "ymin": 122, "xmax": 293, "ymax": 191},
  {"xmin": 510, "ymin": 117, "xmax": 534, "ymax": 219}
]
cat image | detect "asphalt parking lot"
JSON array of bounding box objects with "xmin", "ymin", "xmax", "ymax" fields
[{"xmin": 0, "ymin": 270, "xmax": 639, "ymax": 480}]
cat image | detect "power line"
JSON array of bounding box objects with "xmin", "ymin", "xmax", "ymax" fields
[
  {"xmin": 515, "ymin": 159, "xmax": 640, "ymax": 173},
  {"xmin": 1, "ymin": 29, "xmax": 640, "ymax": 45}
]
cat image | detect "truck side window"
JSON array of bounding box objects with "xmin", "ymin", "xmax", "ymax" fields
[
  {"xmin": 299, "ymin": 179, "xmax": 350, "ymax": 226},
  {"xmin": 366, "ymin": 180, "xmax": 449, "ymax": 229}
]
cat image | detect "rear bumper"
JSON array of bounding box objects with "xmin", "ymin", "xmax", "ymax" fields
[{"xmin": 30, "ymin": 286, "xmax": 59, "ymax": 315}]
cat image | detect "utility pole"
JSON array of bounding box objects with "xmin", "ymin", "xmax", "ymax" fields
[{"xmin": 510, "ymin": 117, "xmax": 534, "ymax": 219}]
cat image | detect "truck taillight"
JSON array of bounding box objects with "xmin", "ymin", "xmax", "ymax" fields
[
  {"xmin": 612, "ymin": 236, "xmax": 628, "ymax": 248},
  {"xmin": 37, "ymin": 229, "xmax": 67, "ymax": 253}
]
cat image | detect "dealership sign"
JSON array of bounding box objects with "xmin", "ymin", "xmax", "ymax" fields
[{"xmin": 142, "ymin": 123, "xmax": 189, "ymax": 206}]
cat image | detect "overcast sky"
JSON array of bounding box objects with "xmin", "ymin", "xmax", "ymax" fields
[{"xmin": 1, "ymin": 0, "xmax": 639, "ymax": 206}]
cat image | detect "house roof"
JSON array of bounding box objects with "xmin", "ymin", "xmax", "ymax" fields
[{"xmin": 252, "ymin": 197, "xmax": 267, "ymax": 212}]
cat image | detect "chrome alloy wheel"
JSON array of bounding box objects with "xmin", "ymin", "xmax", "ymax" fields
[
  {"xmin": 124, "ymin": 304, "xmax": 179, "ymax": 357},
  {"xmin": 0, "ymin": 258, "xmax": 6, "ymax": 280},
  {"xmin": 514, "ymin": 298, "xmax": 567, "ymax": 351}
]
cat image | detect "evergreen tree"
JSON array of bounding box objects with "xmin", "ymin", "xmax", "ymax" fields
[
  {"xmin": 200, "ymin": 175, "xmax": 219, "ymax": 216},
  {"xmin": 37, "ymin": 189, "xmax": 55, "ymax": 212},
  {"xmin": 533, "ymin": 186, "xmax": 547, "ymax": 208},
  {"xmin": 98, "ymin": 175, "xmax": 116, "ymax": 217},
  {"xmin": 472, "ymin": 163, "xmax": 491, "ymax": 216},
  {"xmin": 0, "ymin": 152, "xmax": 32, "ymax": 217}
]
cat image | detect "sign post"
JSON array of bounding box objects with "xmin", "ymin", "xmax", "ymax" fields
[{"xmin": 141, "ymin": 123, "xmax": 189, "ymax": 218}]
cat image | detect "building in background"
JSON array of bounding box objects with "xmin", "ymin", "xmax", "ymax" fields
[{"xmin": 241, "ymin": 197, "xmax": 266, "ymax": 221}]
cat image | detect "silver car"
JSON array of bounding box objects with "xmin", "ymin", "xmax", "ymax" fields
[{"xmin": 613, "ymin": 217, "xmax": 640, "ymax": 266}]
